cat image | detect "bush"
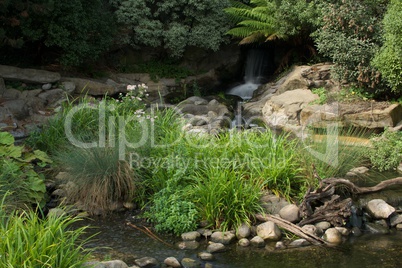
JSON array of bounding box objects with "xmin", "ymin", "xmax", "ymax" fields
[
  {"xmin": 372, "ymin": 0, "xmax": 402, "ymax": 95},
  {"xmin": 111, "ymin": 0, "xmax": 231, "ymax": 58},
  {"xmin": 313, "ymin": 0, "xmax": 387, "ymax": 93},
  {"xmin": 0, "ymin": 197, "xmax": 92, "ymax": 267},
  {"xmin": 369, "ymin": 129, "xmax": 402, "ymax": 171},
  {"xmin": 0, "ymin": 132, "xmax": 50, "ymax": 208}
]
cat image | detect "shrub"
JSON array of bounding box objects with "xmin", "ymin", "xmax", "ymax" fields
[
  {"xmin": 111, "ymin": 0, "xmax": 231, "ymax": 58},
  {"xmin": 0, "ymin": 131, "xmax": 50, "ymax": 208},
  {"xmin": 313, "ymin": 0, "xmax": 387, "ymax": 93},
  {"xmin": 372, "ymin": 0, "xmax": 402, "ymax": 96},
  {"xmin": 0, "ymin": 197, "xmax": 92, "ymax": 267},
  {"xmin": 369, "ymin": 129, "xmax": 402, "ymax": 171}
]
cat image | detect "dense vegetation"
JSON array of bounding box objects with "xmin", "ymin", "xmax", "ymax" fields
[{"xmin": 1, "ymin": 0, "xmax": 402, "ymax": 97}]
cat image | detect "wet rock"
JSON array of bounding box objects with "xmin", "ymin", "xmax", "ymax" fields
[
  {"xmin": 288, "ymin": 239, "xmax": 310, "ymax": 248},
  {"xmin": 238, "ymin": 238, "xmax": 250, "ymax": 247},
  {"xmin": 83, "ymin": 260, "xmax": 130, "ymax": 268},
  {"xmin": 177, "ymin": 241, "xmax": 200, "ymax": 250},
  {"xmin": 390, "ymin": 213, "xmax": 402, "ymax": 227},
  {"xmin": 275, "ymin": 241, "xmax": 286, "ymax": 249},
  {"xmin": 206, "ymin": 242, "xmax": 226, "ymax": 253},
  {"xmin": 365, "ymin": 222, "xmax": 390, "ymax": 234},
  {"xmin": 42, "ymin": 83, "xmax": 52, "ymax": 90},
  {"xmin": 335, "ymin": 227, "xmax": 350, "ymax": 236},
  {"xmin": 164, "ymin": 257, "xmax": 181, "ymax": 268},
  {"xmin": 197, "ymin": 252, "xmax": 214, "ymax": 261},
  {"xmin": 197, "ymin": 228, "xmax": 212, "ymax": 238},
  {"xmin": 180, "ymin": 258, "xmax": 200, "ymax": 268},
  {"xmin": 2, "ymin": 99, "xmax": 29, "ymax": 119},
  {"xmin": 366, "ymin": 199, "xmax": 395, "ymax": 219},
  {"xmin": 279, "ymin": 204, "xmax": 300, "ymax": 223},
  {"xmin": 181, "ymin": 231, "xmax": 201, "ymax": 241},
  {"xmin": 396, "ymin": 223, "xmax": 402, "ymax": 230},
  {"xmin": 210, "ymin": 231, "xmax": 236, "ymax": 245},
  {"xmin": 256, "ymin": 221, "xmax": 282, "ymax": 241},
  {"xmin": 250, "ymin": 236, "xmax": 265, "ymax": 247},
  {"xmin": 236, "ymin": 223, "xmax": 251, "ymax": 239},
  {"xmin": 0, "ymin": 65, "xmax": 61, "ymax": 83},
  {"xmin": 346, "ymin": 166, "xmax": 369, "ymax": 177},
  {"xmin": 323, "ymin": 228, "xmax": 342, "ymax": 245},
  {"xmin": 2, "ymin": 88, "xmax": 21, "ymax": 99},
  {"xmin": 315, "ymin": 221, "xmax": 331, "ymax": 231},
  {"xmin": 351, "ymin": 227, "xmax": 362, "ymax": 237},
  {"xmin": 135, "ymin": 257, "xmax": 159, "ymax": 267},
  {"xmin": 301, "ymin": 224, "xmax": 321, "ymax": 237}
]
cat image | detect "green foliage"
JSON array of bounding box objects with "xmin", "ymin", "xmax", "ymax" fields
[
  {"xmin": 369, "ymin": 129, "xmax": 402, "ymax": 171},
  {"xmin": 225, "ymin": 0, "xmax": 318, "ymax": 44},
  {"xmin": 192, "ymin": 165, "xmax": 263, "ymax": 231},
  {"xmin": 311, "ymin": 87, "xmax": 328, "ymax": 104},
  {"xmin": 0, "ymin": 132, "xmax": 50, "ymax": 208},
  {"xmin": 0, "ymin": 0, "xmax": 116, "ymax": 66},
  {"xmin": 0, "ymin": 198, "xmax": 93, "ymax": 267},
  {"xmin": 111, "ymin": 0, "xmax": 231, "ymax": 58},
  {"xmin": 372, "ymin": 0, "xmax": 402, "ymax": 95},
  {"xmin": 313, "ymin": 0, "xmax": 387, "ymax": 93}
]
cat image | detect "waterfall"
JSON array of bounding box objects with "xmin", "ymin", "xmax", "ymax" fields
[{"xmin": 227, "ymin": 49, "xmax": 267, "ymax": 100}]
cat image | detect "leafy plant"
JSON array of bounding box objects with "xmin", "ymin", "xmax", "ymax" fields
[
  {"xmin": 369, "ymin": 129, "xmax": 402, "ymax": 171},
  {"xmin": 311, "ymin": 87, "xmax": 328, "ymax": 104},
  {"xmin": 372, "ymin": 0, "xmax": 402, "ymax": 96},
  {"xmin": 0, "ymin": 196, "xmax": 93, "ymax": 267},
  {"xmin": 0, "ymin": 131, "xmax": 50, "ymax": 208}
]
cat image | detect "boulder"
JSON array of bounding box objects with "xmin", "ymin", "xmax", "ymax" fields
[
  {"xmin": 210, "ymin": 231, "xmax": 236, "ymax": 245},
  {"xmin": 279, "ymin": 204, "xmax": 300, "ymax": 223},
  {"xmin": 256, "ymin": 221, "xmax": 282, "ymax": 241},
  {"xmin": 0, "ymin": 65, "xmax": 61, "ymax": 84},
  {"xmin": 366, "ymin": 199, "xmax": 395, "ymax": 219},
  {"xmin": 197, "ymin": 252, "xmax": 214, "ymax": 261},
  {"xmin": 164, "ymin": 257, "xmax": 181, "ymax": 268},
  {"xmin": 65, "ymin": 77, "xmax": 119, "ymax": 96},
  {"xmin": 250, "ymin": 236, "xmax": 265, "ymax": 247},
  {"xmin": 322, "ymin": 228, "xmax": 342, "ymax": 245},
  {"xmin": 181, "ymin": 231, "xmax": 201, "ymax": 241},
  {"xmin": 236, "ymin": 223, "xmax": 251, "ymax": 239}
]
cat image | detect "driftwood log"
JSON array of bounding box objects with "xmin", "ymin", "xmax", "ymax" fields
[{"xmin": 256, "ymin": 177, "xmax": 402, "ymax": 246}]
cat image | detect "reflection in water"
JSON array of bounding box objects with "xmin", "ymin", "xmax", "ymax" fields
[{"xmin": 77, "ymin": 212, "xmax": 402, "ymax": 268}]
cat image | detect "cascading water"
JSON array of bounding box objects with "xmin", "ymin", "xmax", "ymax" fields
[{"xmin": 227, "ymin": 49, "xmax": 267, "ymax": 100}]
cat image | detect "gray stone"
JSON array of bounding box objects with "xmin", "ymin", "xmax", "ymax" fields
[
  {"xmin": 323, "ymin": 228, "xmax": 342, "ymax": 245},
  {"xmin": 335, "ymin": 227, "xmax": 350, "ymax": 236},
  {"xmin": 42, "ymin": 83, "xmax": 52, "ymax": 90},
  {"xmin": 238, "ymin": 238, "xmax": 250, "ymax": 247},
  {"xmin": 315, "ymin": 221, "xmax": 331, "ymax": 231},
  {"xmin": 20, "ymin": 88, "xmax": 43, "ymax": 99},
  {"xmin": 301, "ymin": 224, "xmax": 320, "ymax": 236},
  {"xmin": 164, "ymin": 257, "xmax": 181, "ymax": 268},
  {"xmin": 256, "ymin": 221, "xmax": 282, "ymax": 241},
  {"xmin": 197, "ymin": 252, "xmax": 214, "ymax": 261},
  {"xmin": 346, "ymin": 166, "xmax": 369, "ymax": 177},
  {"xmin": 2, "ymin": 88, "xmax": 21, "ymax": 99},
  {"xmin": 197, "ymin": 228, "xmax": 213, "ymax": 238},
  {"xmin": 134, "ymin": 257, "xmax": 159, "ymax": 268},
  {"xmin": 390, "ymin": 213, "xmax": 402, "ymax": 227},
  {"xmin": 0, "ymin": 78, "xmax": 6, "ymax": 96},
  {"xmin": 2, "ymin": 99, "xmax": 29, "ymax": 120},
  {"xmin": 0, "ymin": 65, "xmax": 61, "ymax": 83},
  {"xmin": 288, "ymin": 239, "xmax": 310, "ymax": 248},
  {"xmin": 181, "ymin": 231, "xmax": 201, "ymax": 241},
  {"xmin": 396, "ymin": 223, "xmax": 402, "ymax": 230},
  {"xmin": 177, "ymin": 241, "xmax": 200, "ymax": 250},
  {"xmin": 279, "ymin": 204, "xmax": 300, "ymax": 223},
  {"xmin": 275, "ymin": 241, "xmax": 286, "ymax": 250},
  {"xmin": 250, "ymin": 236, "xmax": 265, "ymax": 247},
  {"xmin": 61, "ymin": 81, "xmax": 76, "ymax": 94},
  {"xmin": 366, "ymin": 199, "xmax": 395, "ymax": 219},
  {"xmin": 65, "ymin": 77, "xmax": 118, "ymax": 96},
  {"xmin": 180, "ymin": 258, "xmax": 200, "ymax": 268},
  {"xmin": 365, "ymin": 222, "xmax": 390, "ymax": 234},
  {"xmin": 101, "ymin": 260, "xmax": 129, "ymax": 268},
  {"xmin": 206, "ymin": 242, "xmax": 226, "ymax": 253},
  {"xmin": 236, "ymin": 223, "xmax": 251, "ymax": 239},
  {"xmin": 38, "ymin": 88, "xmax": 65, "ymax": 105},
  {"xmin": 210, "ymin": 231, "xmax": 236, "ymax": 245}
]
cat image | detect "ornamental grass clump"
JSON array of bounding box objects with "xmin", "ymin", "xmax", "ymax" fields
[{"xmin": 0, "ymin": 196, "xmax": 92, "ymax": 267}]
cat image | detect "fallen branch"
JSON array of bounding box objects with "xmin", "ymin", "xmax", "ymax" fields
[
  {"xmin": 255, "ymin": 213, "xmax": 328, "ymax": 246},
  {"xmin": 126, "ymin": 222, "xmax": 175, "ymax": 248},
  {"xmin": 323, "ymin": 177, "xmax": 402, "ymax": 194}
]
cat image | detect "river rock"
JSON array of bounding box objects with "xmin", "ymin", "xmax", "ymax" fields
[
  {"xmin": 366, "ymin": 199, "xmax": 395, "ymax": 219},
  {"xmin": 197, "ymin": 228, "xmax": 213, "ymax": 238},
  {"xmin": 206, "ymin": 242, "xmax": 226, "ymax": 253},
  {"xmin": 365, "ymin": 222, "xmax": 390, "ymax": 234},
  {"xmin": 164, "ymin": 257, "xmax": 181, "ymax": 268},
  {"xmin": 390, "ymin": 213, "xmax": 402, "ymax": 227},
  {"xmin": 83, "ymin": 260, "xmax": 130, "ymax": 268},
  {"xmin": 250, "ymin": 236, "xmax": 265, "ymax": 247},
  {"xmin": 181, "ymin": 231, "xmax": 201, "ymax": 241},
  {"xmin": 38, "ymin": 88, "xmax": 65, "ymax": 106},
  {"xmin": 238, "ymin": 238, "xmax": 250, "ymax": 247},
  {"xmin": 346, "ymin": 166, "xmax": 369, "ymax": 177},
  {"xmin": 42, "ymin": 83, "xmax": 52, "ymax": 90},
  {"xmin": 335, "ymin": 227, "xmax": 350, "ymax": 236},
  {"xmin": 396, "ymin": 224, "xmax": 402, "ymax": 230},
  {"xmin": 315, "ymin": 221, "xmax": 331, "ymax": 231},
  {"xmin": 256, "ymin": 221, "xmax": 282, "ymax": 241},
  {"xmin": 134, "ymin": 257, "xmax": 159, "ymax": 268},
  {"xmin": 236, "ymin": 223, "xmax": 251, "ymax": 239},
  {"xmin": 197, "ymin": 252, "xmax": 214, "ymax": 261},
  {"xmin": 180, "ymin": 258, "xmax": 200, "ymax": 268},
  {"xmin": 275, "ymin": 241, "xmax": 286, "ymax": 249},
  {"xmin": 301, "ymin": 224, "xmax": 321, "ymax": 237},
  {"xmin": 0, "ymin": 65, "xmax": 61, "ymax": 83},
  {"xmin": 177, "ymin": 241, "xmax": 200, "ymax": 250},
  {"xmin": 288, "ymin": 239, "xmax": 310, "ymax": 248},
  {"xmin": 323, "ymin": 228, "xmax": 342, "ymax": 245},
  {"xmin": 279, "ymin": 204, "xmax": 300, "ymax": 223},
  {"xmin": 210, "ymin": 231, "xmax": 236, "ymax": 245}
]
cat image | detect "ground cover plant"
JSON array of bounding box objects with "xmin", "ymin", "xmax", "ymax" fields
[{"xmin": 369, "ymin": 129, "xmax": 402, "ymax": 171}]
